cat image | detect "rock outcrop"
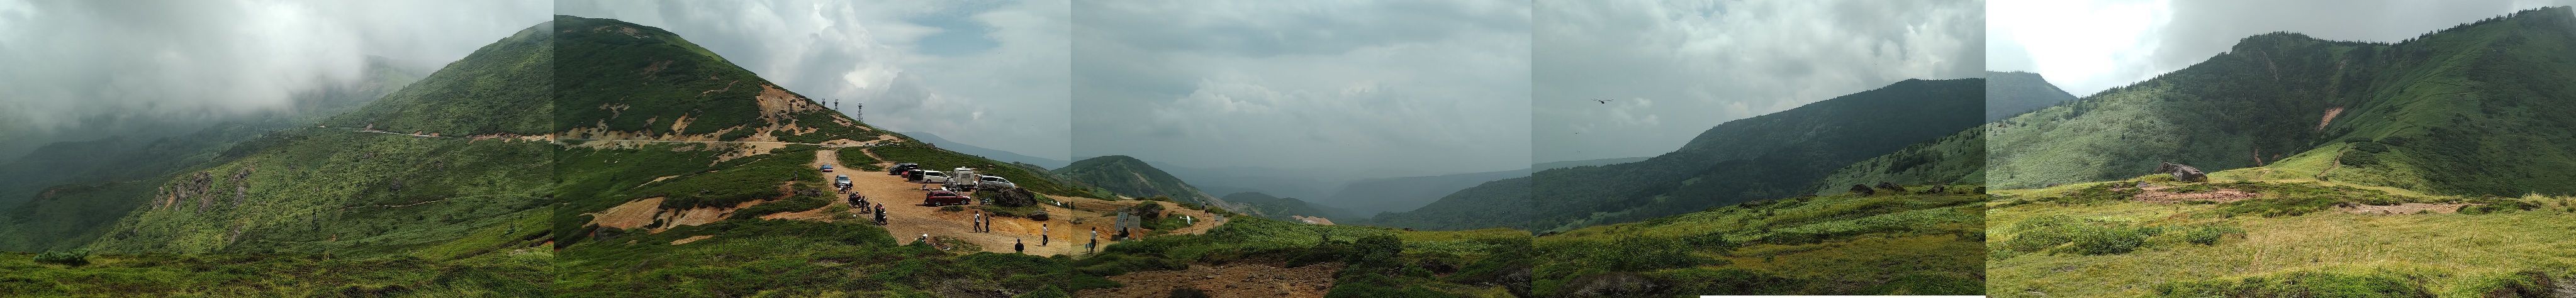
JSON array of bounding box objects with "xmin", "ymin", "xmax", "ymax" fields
[{"xmin": 2154, "ymin": 162, "xmax": 2207, "ymax": 182}]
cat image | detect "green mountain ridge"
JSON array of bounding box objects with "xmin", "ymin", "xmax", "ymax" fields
[
  {"xmin": 1375, "ymin": 78, "xmax": 1985, "ymax": 232},
  {"xmin": 1987, "ymin": 6, "xmax": 2576, "ymax": 197},
  {"xmin": 76, "ymin": 22, "xmax": 562, "ymax": 258},
  {"xmin": 1053, "ymin": 155, "xmax": 1223, "ymax": 206}
]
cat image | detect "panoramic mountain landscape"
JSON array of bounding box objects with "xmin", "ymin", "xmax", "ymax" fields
[
  {"xmin": 0, "ymin": 9, "xmax": 1998, "ymax": 295},
  {"xmin": 6, "ymin": 1, "xmax": 2568, "ymax": 297},
  {"xmin": 1983, "ymin": 6, "xmax": 2576, "ymax": 297}
]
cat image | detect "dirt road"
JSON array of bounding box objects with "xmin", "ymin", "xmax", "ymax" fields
[{"xmin": 800, "ymin": 149, "xmax": 1223, "ymax": 257}]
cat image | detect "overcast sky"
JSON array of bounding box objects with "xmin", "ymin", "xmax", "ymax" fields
[
  {"xmin": 0, "ymin": 0, "xmax": 546, "ymax": 137},
  {"xmin": 557, "ymin": 0, "xmax": 1073, "ymax": 160},
  {"xmin": 1989, "ymin": 0, "xmax": 2576, "ymax": 97},
  {"xmin": 1072, "ymin": 1, "xmax": 1532, "ymax": 177}
]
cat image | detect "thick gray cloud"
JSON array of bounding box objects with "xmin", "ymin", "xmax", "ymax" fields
[
  {"xmin": 1072, "ymin": 1, "xmax": 1531, "ymax": 177},
  {"xmin": 1990, "ymin": 0, "xmax": 2576, "ymax": 97},
  {"xmin": 557, "ymin": 0, "xmax": 1072, "ymax": 160},
  {"xmin": 0, "ymin": 0, "xmax": 549, "ymax": 133},
  {"xmin": 1534, "ymin": 0, "xmax": 1985, "ymax": 163}
]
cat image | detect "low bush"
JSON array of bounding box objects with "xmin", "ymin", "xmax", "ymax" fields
[
  {"xmin": 2154, "ymin": 270, "xmax": 2430, "ymax": 297},
  {"xmin": 2182, "ymin": 224, "xmax": 2244, "ymax": 246},
  {"xmin": 33, "ymin": 249, "xmax": 88, "ymax": 267}
]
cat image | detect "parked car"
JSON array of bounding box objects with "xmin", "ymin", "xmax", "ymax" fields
[
  {"xmin": 834, "ymin": 175, "xmax": 852, "ymax": 189},
  {"xmin": 820, "ymin": 164, "xmax": 835, "ymax": 172},
  {"xmin": 888, "ymin": 163, "xmax": 919, "ymax": 175},
  {"xmin": 923, "ymin": 189, "xmax": 971, "ymax": 206},
  {"xmin": 977, "ymin": 175, "xmax": 1016, "ymax": 189},
  {"xmin": 919, "ymin": 170, "xmax": 953, "ymax": 184}
]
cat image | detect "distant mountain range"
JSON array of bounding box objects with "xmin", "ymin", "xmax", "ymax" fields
[
  {"xmin": 1375, "ymin": 78, "xmax": 1986, "ymax": 231},
  {"xmin": 899, "ymin": 131, "xmax": 1068, "ymax": 170},
  {"xmin": 1053, "ymin": 155, "xmax": 1223, "ymax": 206}
]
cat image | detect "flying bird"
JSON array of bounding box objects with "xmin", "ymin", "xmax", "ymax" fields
[{"xmin": 1592, "ymin": 99, "xmax": 1613, "ymax": 104}]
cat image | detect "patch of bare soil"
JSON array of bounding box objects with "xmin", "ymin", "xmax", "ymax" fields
[
  {"xmin": 590, "ymin": 197, "xmax": 667, "ymax": 229},
  {"xmin": 1076, "ymin": 262, "xmax": 1343, "ymax": 298},
  {"xmin": 1291, "ymin": 216, "xmax": 1334, "ymax": 225},
  {"xmin": 804, "ymin": 150, "xmax": 1224, "ymax": 256},
  {"xmin": 2318, "ymin": 106, "xmax": 2344, "ymax": 131},
  {"xmin": 2340, "ymin": 202, "xmax": 2467, "ymax": 215},
  {"xmin": 2134, "ymin": 185, "xmax": 2261, "ymax": 203},
  {"xmin": 2553, "ymin": 275, "xmax": 2574, "ymax": 298},
  {"xmin": 669, "ymin": 235, "xmax": 712, "ymax": 245}
]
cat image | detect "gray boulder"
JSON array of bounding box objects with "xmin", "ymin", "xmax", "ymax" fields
[{"xmin": 2154, "ymin": 162, "xmax": 2207, "ymax": 182}]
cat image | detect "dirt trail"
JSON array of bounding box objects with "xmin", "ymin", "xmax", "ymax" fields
[
  {"xmin": 804, "ymin": 150, "xmax": 1223, "ymax": 257},
  {"xmin": 1075, "ymin": 262, "xmax": 1342, "ymax": 298},
  {"xmin": 2133, "ymin": 185, "xmax": 2260, "ymax": 203}
]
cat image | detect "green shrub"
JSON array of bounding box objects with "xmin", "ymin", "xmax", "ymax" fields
[
  {"xmin": 2183, "ymin": 224, "xmax": 2245, "ymax": 246},
  {"xmin": 2002, "ymin": 216, "xmax": 2083, "ymax": 252},
  {"xmin": 33, "ymin": 249, "xmax": 88, "ymax": 267},
  {"xmin": 2457, "ymin": 199, "xmax": 2540, "ymax": 214}
]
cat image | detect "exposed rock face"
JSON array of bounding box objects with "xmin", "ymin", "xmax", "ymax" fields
[
  {"xmin": 2154, "ymin": 162, "xmax": 2208, "ymax": 182},
  {"xmin": 1849, "ymin": 184, "xmax": 1876, "ymax": 196}
]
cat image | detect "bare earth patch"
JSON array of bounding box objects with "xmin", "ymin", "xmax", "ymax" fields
[
  {"xmin": 2134, "ymin": 185, "xmax": 2261, "ymax": 203},
  {"xmin": 1076, "ymin": 262, "xmax": 1343, "ymax": 298},
  {"xmin": 669, "ymin": 235, "xmax": 713, "ymax": 245},
  {"xmin": 590, "ymin": 197, "xmax": 667, "ymax": 229},
  {"xmin": 1291, "ymin": 216, "xmax": 1335, "ymax": 225},
  {"xmin": 2340, "ymin": 202, "xmax": 2467, "ymax": 215},
  {"xmin": 805, "ymin": 150, "xmax": 1224, "ymax": 256}
]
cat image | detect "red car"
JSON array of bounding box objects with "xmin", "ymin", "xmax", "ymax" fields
[{"xmin": 923, "ymin": 190, "xmax": 970, "ymax": 206}]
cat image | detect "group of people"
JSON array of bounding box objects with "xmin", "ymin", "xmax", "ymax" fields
[{"xmin": 841, "ymin": 189, "xmax": 887, "ymax": 224}]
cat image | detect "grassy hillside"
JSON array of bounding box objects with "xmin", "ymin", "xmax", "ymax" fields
[
  {"xmin": 1988, "ymin": 7, "xmax": 2576, "ymax": 197},
  {"xmin": 321, "ymin": 25, "xmax": 554, "ymax": 136},
  {"xmin": 0, "ymin": 58, "xmax": 423, "ymax": 251},
  {"xmin": 0, "ymin": 19, "xmax": 563, "ymax": 296},
  {"xmin": 1985, "ymin": 177, "xmax": 2574, "ymax": 297},
  {"xmin": 1813, "ymin": 127, "xmax": 1986, "ymax": 194},
  {"xmin": 0, "ymin": 249, "xmax": 551, "ymax": 297},
  {"xmin": 1377, "ymin": 78, "xmax": 1985, "ymax": 232},
  {"xmin": 1054, "ymin": 155, "xmax": 1218, "ymax": 204},
  {"xmin": 1085, "ymin": 188, "xmax": 1987, "ymax": 296}
]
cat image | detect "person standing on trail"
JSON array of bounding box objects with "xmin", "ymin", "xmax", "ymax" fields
[
  {"xmin": 1041, "ymin": 224, "xmax": 1050, "ymax": 246},
  {"xmin": 1088, "ymin": 228, "xmax": 1099, "ymax": 253},
  {"xmin": 1014, "ymin": 238, "xmax": 1024, "ymax": 254},
  {"xmin": 972, "ymin": 211, "xmax": 984, "ymax": 232}
]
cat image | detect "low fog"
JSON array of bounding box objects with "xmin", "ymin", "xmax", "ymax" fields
[{"xmin": 0, "ymin": 0, "xmax": 548, "ymax": 158}]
